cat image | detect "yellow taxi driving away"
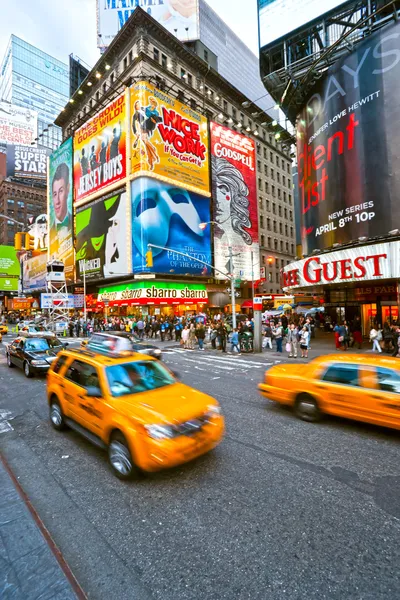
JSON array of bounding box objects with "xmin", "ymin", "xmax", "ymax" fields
[
  {"xmin": 258, "ymin": 354, "xmax": 400, "ymax": 431},
  {"xmin": 47, "ymin": 333, "xmax": 224, "ymax": 479},
  {"xmin": 0, "ymin": 324, "xmax": 8, "ymax": 335}
]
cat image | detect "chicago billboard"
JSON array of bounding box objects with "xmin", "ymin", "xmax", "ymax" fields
[
  {"xmin": 48, "ymin": 138, "xmax": 74, "ymax": 281},
  {"xmin": 210, "ymin": 123, "xmax": 260, "ymax": 281},
  {"xmin": 297, "ymin": 20, "xmax": 400, "ymax": 255},
  {"xmin": 97, "ymin": 1, "xmax": 199, "ymax": 51},
  {"xmin": 73, "ymin": 93, "xmax": 126, "ymax": 203},
  {"xmin": 6, "ymin": 145, "xmax": 50, "ymax": 180},
  {"xmin": 75, "ymin": 188, "xmax": 129, "ymax": 282},
  {"xmin": 131, "ymin": 81, "xmax": 209, "ymax": 196},
  {"xmin": 23, "ymin": 253, "xmax": 47, "ymax": 291},
  {"xmin": 0, "ymin": 101, "xmax": 37, "ymax": 146},
  {"xmin": 131, "ymin": 178, "xmax": 211, "ymax": 275}
]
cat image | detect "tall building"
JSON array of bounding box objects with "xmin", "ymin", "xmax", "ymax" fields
[{"xmin": 0, "ymin": 35, "xmax": 69, "ymax": 150}]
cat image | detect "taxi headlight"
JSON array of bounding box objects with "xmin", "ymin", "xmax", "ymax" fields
[
  {"xmin": 206, "ymin": 404, "xmax": 222, "ymax": 419},
  {"xmin": 145, "ymin": 424, "xmax": 175, "ymax": 440},
  {"xmin": 31, "ymin": 359, "xmax": 48, "ymax": 366}
]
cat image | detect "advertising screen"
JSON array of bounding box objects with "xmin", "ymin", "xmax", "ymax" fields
[
  {"xmin": 23, "ymin": 253, "xmax": 47, "ymax": 291},
  {"xmin": 210, "ymin": 123, "xmax": 260, "ymax": 281},
  {"xmin": 73, "ymin": 93, "xmax": 126, "ymax": 203},
  {"xmin": 0, "ymin": 245, "xmax": 19, "ymax": 292},
  {"xmin": 131, "ymin": 178, "xmax": 211, "ymax": 275},
  {"xmin": 258, "ymin": 0, "xmax": 349, "ymax": 48},
  {"xmin": 75, "ymin": 189, "xmax": 129, "ymax": 282},
  {"xmin": 131, "ymin": 81, "xmax": 209, "ymax": 196},
  {"xmin": 297, "ymin": 21, "xmax": 400, "ymax": 255},
  {"xmin": 0, "ymin": 101, "xmax": 38, "ymax": 146},
  {"xmin": 97, "ymin": 1, "xmax": 199, "ymax": 50},
  {"xmin": 6, "ymin": 145, "xmax": 50, "ymax": 180},
  {"xmin": 48, "ymin": 138, "xmax": 74, "ymax": 281}
]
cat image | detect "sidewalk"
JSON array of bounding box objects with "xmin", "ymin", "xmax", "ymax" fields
[{"xmin": 0, "ymin": 456, "xmax": 82, "ymax": 599}]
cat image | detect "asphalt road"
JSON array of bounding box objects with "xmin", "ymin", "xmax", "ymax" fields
[{"xmin": 0, "ymin": 340, "xmax": 399, "ymax": 600}]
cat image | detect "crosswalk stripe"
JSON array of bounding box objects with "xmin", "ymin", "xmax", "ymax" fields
[{"xmin": 164, "ymin": 348, "xmax": 270, "ymax": 368}]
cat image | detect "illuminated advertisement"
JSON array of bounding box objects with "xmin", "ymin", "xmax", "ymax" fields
[
  {"xmin": 0, "ymin": 245, "xmax": 19, "ymax": 292},
  {"xmin": 6, "ymin": 145, "xmax": 50, "ymax": 180},
  {"xmin": 76, "ymin": 189, "xmax": 129, "ymax": 282},
  {"xmin": 258, "ymin": 0, "xmax": 349, "ymax": 48},
  {"xmin": 210, "ymin": 123, "xmax": 260, "ymax": 281},
  {"xmin": 48, "ymin": 138, "xmax": 74, "ymax": 281},
  {"xmin": 73, "ymin": 93, "xmax": 126, "ymax": 203},
  {"xmin": 131, "ymin": 81, "xmax": 209, "ymax": 196},
  {"xmin": 0, "ymin": 101, "xmax": 37, "ymax": 146},
  {"xmin": 97, "ymin": 1, "xmax": 200, "ymax": 50},
  {"xmin": 297, "ymin": 21, "xmax": 400, "ymax": 255},
  {"xmin": 131, "ymin": 178, "xmax": 211, "ymax": 275},
  {"xmin": 23, "ymin": 253, "xmax": 47, "ymax": 291}
]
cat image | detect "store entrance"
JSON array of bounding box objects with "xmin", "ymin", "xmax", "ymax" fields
[{"xmin": 361, "ymin": 304, "xmax": 377, "ymax": 335}]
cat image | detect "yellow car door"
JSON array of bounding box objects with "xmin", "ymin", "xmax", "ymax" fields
[{"xmin": 372, "ymin": 366, "xmax": 400, "ymax": 429}]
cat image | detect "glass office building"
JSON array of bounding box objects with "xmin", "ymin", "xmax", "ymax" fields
[{"xmin": 0, "ymin": 36, "xmax": 69, "ymax": 149}]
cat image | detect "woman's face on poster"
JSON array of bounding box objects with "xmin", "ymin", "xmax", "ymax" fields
[{"xmin": 215, "ymin": 183, "xmax": 232, "ymax": 224}]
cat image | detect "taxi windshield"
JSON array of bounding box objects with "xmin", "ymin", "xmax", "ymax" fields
[
  {"xmin": 106, "ymin": 361, "xmax": 175, "ymax": 397},
  {"xmin": 25, "ymin": 338, "xmax": 50, "ymax": 352}
]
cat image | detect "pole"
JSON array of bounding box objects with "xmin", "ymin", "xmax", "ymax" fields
[
  {"xmin": 251, "ymin": 251, "xmax": 255, "ymax": 308},
  {"xmin": 229, "ymin": 245, "xmax": 237, "ymax": 330},
  {"xmin": 83, "ymin": 261, "xmax": 87, "ymax": 323}
]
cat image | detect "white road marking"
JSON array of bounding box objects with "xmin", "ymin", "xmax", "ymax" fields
[{"xmin": 0, "ymin": 409, "xmax": 14, "ymax": 434}]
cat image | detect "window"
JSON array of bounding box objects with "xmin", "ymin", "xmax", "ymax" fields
[
  {"xmin": 181, "ymin": 68, "xmax": 186, "ymax": 80},
  {"xmin": 274, "ymin": 239, "xmax": 278, "ymax": 250},
  {"xmin": 268, "ymin": 273, "xmax": 272, "ymax": 282},
  {"xmin": 257, "ymin": 160, "xmax": 261, "ymax": 171},
  {"xmin": 258, "ymin": 178, "xmax": 262, "ymax": 189},
  {"xmin": 290, "ymin": 227, "xmax": 293, "ymax": 237},
  {"xmin": 272, "ymin": 185, "xmax": 276, "ymax": 197},
  {"xmin": 257, "ymin": 144, "xmax": 261, "ymax": 155},
  {"xmin": 285, "ymin": 225, "xmax": 288, "ymax": 236},
  {"xmin": 267, "ymin": 217, "xmax": 271, "ymax": 230},
  {"xmin": 271, "ymin": 168, "xmax": 274, "ymax": 180},
  {"xmin": 276, "ymin": 155, "xmax": 279, "ymax": 166},
  {"xmin": 268, "ymin": 236, "xmax": 271, "ymax": 247},
  {"xmin": 280, "ymin": 240, "xmax": 283, "ymax": 251},
  {"xmin": 291, "ymin": 244, "xmax": 294, "ymax": 254},
  {"xmin": 187, "ymin": 73, "xmax": 193, "ymax": 87},
  {"xmin": 7, "ymin": 199, "xmax": 14, "ymax": 205},
  {"xmin": 129, "ymin": 50, "xmax": 133, "ymax": 63},
  {"xmin": 286, "ymin": 242, "xmax": 289, "ymax": 252},
  {"xmin": 270, "ymin": 152, "xmax": 273, "ymax": 162},
  {"xmin": 154, "ymin": 48, "xmax": 160, "ymax": 62},
  {"xmin": 103, "ymin": 82, "xmax": 107, "ymax": 94},
  {"xmin": 283, "ymin": 176, "xmax": 286, "ymax": 186},
  {"xmin": 266, "ymin": 200, "xmax": 270, "ymax": 211},
  {"xmin": 265, "ymin": 181, "xmax": 269, "ymax": 194},
  {"xmin": 273, "ymin": 220, "xmax": 277, "ymax": 232},
  {"xmin": 284, "ymin": 191, "xmax": 286, "ymax": 202},
  {"xmin": 204, "ymin": 49, "xmax": 209, "ymax": 62},
  {"xmin": 322, "ymin": 364, "xmax": 359, "ymax": 386},
  {"xmin": 223, "ymin": 100, "xmax": 228, "ymax": 112},
  {"xmin": 96, "ymin": 91, "xmax": 100, "ymax": 101},
  {"xmin": 232, "ymin": 107, "xmax": 237, "ymax": 120},
  {"xmin": 260, "ymin": 215, "xmax": 264, "ymax": 228},
  {"xmin": 376, "ymin": 367, "xmax": 400, "ymax": 394},
  {"xmin": 284, "ymin": 208, "xmax": 287, "ymax": 219},
  {"xmin": 52, "ymin": 354, "xmax": 68, "ymax": 375},
  {"xmin": 263, "ymin": 147, "xmax": 267, "ymax": 159},
  {"xmin": 272, "ymin": 203, "xmax": 276, "ymax": 214},
  {"xmin": 279, "ymin": 222, "xmax": 283, "ymax": 234},
  {"xmin": 110, "ymin": 73, "xmax": 114, "ymax": 84},
  {"xmin": 65, "ymin": 360, "xmax": 100, "ymax": 389},
  {"xmin": 106, "ymin": 361, "xmax": 175, "ymax": 397},
  {"xmin": 264, "ymin": 164, "xmax": 268, "ymax": 176},
  {"xmin": 282, "ymin": 159, "xmax": 285, "ymax": 169},
  {"xmin": 277, "ymin": 172, "xmax": 280, "ymax": 183},
  {"xmin": 287, "ymin": 163, "xmax": 290, "ymax": 173},
  {"xmin": 161, "ymin": 53, "xmax": 167, "ymax": 68},
  {"xmin": 290, "ymin": 210, "xmax": 293, "ymax": 220},
  {"xmin": 288, "ymin": 195, "xmax": 292, "ymax": 205},
  {"xmin": 278, "ymin": 205, "xmax": 282, "ymax": 217},
  {"xmin": 278, "ymin": 189, "xmax": 281, "ymax": 199},
  {"xmin": 261, "ymin": 234, "xmax": 265, "ymax": 246},
  {"xmin": 275, "ymin": 273, "xmax": 279, "ymax": 283},
  {"xmin": 123, "ymin": 56, "xmax": 128, "ymax": 70}
]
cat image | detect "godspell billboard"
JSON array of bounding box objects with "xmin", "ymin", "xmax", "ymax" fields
[
  {"xmin": 75, "ymin": 189, "xmax": 129, "ymax": 281},
  {"xmin": 131, "ymin": 178, "xmax": 211, "ymax": 275},
  {"xmin": 210, "ymin": 123, "xmax": 260, "ymax": 281},
  {"xmin": 131, "ymin": 81, "xmax": 209, "ymax": 196},
  {"xmin": 297, "ymin": 20, "xmax": 400, "ymax": 255},
  {"xmin": 73, "ymin": 92, "xmax": 126, "ymax": 203}
]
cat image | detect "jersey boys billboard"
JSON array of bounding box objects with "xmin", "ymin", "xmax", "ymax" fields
[
  {"xmin": 210, "ymin": 123, "xmax": 260, "ymax": 281},
  {"xmin": 131, "ymin": 81, "xmax": 210, "ymax": 196},
  {"xmin": 73, "ymin": 93, "xmax": 127, "ymax": 203},
  {"xmin": 297, "ymin": 20, "xmax": 400, "ymax": 255},
  {"xmin": 131, "ymin": 178, "xmax": 211, "ymax": 276}
]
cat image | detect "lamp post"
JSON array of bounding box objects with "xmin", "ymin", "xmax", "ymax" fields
[
  {"xmin": 0, "ymin": 215, "xmax": 25, "ymax": 228},
  {"xmin": 82, "ymin": 261, "xmax": 87, "ymax": 323},
  {"xmin": 199, "ymin": 221, "xmax": 236, "ymax": 330}
]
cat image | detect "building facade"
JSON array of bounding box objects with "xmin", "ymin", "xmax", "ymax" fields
[
  {"xmin": 0, "ymin": 179, "xmax": 46, "ymax": 246},
  {"xmin": 55, "ymin": 9, "xmax": 294, "ymax": 314},
  {"xmin": 0, "ymin": 35, "xmax": 69, "ymax": 150}
]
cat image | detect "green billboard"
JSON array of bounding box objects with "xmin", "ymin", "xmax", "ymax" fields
[{"xmin": 0, "ymin": 246, "xmax": 19, "ymax": 291}]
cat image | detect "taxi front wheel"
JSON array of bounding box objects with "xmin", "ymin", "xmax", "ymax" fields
[
  {"xmin": 108, "ymin": 432, "xmax": 139, "ymax": 480},
  {"xmin": 50, "ymin": 398, "xmax": 67, "ymax": 431},
  {"xmin": 294, "ymin": 394, "xmax": 322, "ymax": 423}
]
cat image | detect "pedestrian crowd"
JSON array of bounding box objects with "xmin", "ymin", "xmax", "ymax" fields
[{"xmin": 261, "ymin": 314, "xmax": 314, "ymax": 359}]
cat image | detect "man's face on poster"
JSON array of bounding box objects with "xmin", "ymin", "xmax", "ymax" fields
[{"xmin": 52, "ymin": 177, "xmax": 69, "ymax": 222}]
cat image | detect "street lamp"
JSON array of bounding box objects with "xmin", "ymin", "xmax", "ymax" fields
[
  {"xmin": 199, "ymin": 220, "xmax": 237, "ymax": 330},
  {"xmin": 0, "ymin": 215, "xmax": 25, "ymax": 228}
]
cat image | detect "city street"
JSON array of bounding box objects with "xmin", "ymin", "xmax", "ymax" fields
[{"xmin": 0, "ymin": 340, "xmax": 399, "ymax": 599}]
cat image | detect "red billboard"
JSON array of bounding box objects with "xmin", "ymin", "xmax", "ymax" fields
[{"xmin": 210, "ymin": 123, "xmax": 259, "ymax": 280}]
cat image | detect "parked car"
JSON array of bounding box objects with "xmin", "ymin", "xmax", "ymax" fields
[{"xmin": 5, "ymin": 335, "xmax": 68, "ymax": 377}]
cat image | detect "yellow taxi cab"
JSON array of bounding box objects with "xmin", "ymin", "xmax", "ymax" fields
[
  {"xmin": 47, "ymin": 333, "xmax": 224, "ymax": 479},
  {"xmin": 0, "ymin": 324, "xmax": 8, "ymax": 336},
  {"xmin": 258, "ymin": 354, "xmax": 400, "ymax": 431}
]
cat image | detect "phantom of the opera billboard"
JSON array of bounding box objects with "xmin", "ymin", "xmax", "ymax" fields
[
  {"xmin": 75, "ymin": 189, "xmax": 129, "ymax": 282},
  {"xmin": 131, "ymin": 178, "xmax": 211, "ymax": 275},
  {"xmin": 297, "ymin": 20, "xmax": 400, "ymax": 255},
  {"xmin": 210, "ymin": 123, "xmax": 260, "ymax": 281},
  {"xmin": 48, "ymin": 138, "xmax": 74, "ymax": 281},
  {"xmin": 130, "ymin": 81, "xmax": 210, "ymax": 196},
  {"xmin": 73, "ymin": 92, "xmax": 126, "ymax": 203}
]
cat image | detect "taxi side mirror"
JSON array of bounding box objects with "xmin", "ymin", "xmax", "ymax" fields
[{"xmin": 86, "ymin": 386, "xmax": 102, "ymax": 398}]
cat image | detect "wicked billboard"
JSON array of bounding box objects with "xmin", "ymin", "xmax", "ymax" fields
[
  {"xmin": 297, "ymin": 20, "xmax": 400, "ymax": 255},
  {"xmin": 73, "ymin": 92, "xmax": 127, "ymax": 203},
  {"xmin": 130, "ymin": 81, "xmax": 210, "ymax": 196},
  {"xmin": 75, "ymin": 188, "xmax": 129, "ymax": 281},
  {"xmin": 210, "ymin": 123, "xmax": 260, "ymax": 281}
]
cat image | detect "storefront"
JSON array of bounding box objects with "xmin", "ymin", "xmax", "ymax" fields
[
  {"xmin": 97, "ymin": 281, "xmax": 208, "ymax": 317},
  {"xmin": 282, "ymin": 241, "xmax": 400, "ymax": 334}
]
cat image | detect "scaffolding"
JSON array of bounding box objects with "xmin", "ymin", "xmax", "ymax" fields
[{"xmin": 45, "ymin": 260, "xmax": 70, "ymax": 333}]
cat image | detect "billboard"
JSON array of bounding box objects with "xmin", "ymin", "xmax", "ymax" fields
[
  {"xmin": 131, "ymin": 178, "xmax": 211, "ymax": 275},
  {"xmin": 0, "ymin": 245, "xmax": 19, "ymax": 292},
  {"xmin": 210, "ymin": 123, "xmax": 260, "ymax": 281},
  {"xmin": 258, "ymin": 0, "xmax": 349, "ymax": 48},
  {"xmin": 6, "ymin": 145, "xmax": 50, "ymax": 180},
  {"xmin": 297, "ymin": 21, "xmax": 400, "ymax": 255},
  {"xmin": 23, "ymin": 253, "xmax": 47, "ymax": 291},
  {"xmin": 48, "ymin": 138, "xmax": 74, "ymax": 281},
  {"xmin": 97, "ymin": 1, "xmax": 200, "ymax": 50},
  {"xmin": 0, "ymin": 101, "xmax": 38, "ymax": 146},
  {"xmin": 75, "ymin": 189, "xmax": 129, "ymax": 282},
  {"xmin": 131, "ymin": 81, "xmax": 209, "ymax": 196},
  {"xmin": 73, "ymin": 93, "xmax": 126, "ymax": 204}
]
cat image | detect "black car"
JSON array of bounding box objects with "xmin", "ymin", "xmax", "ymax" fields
[
  {"xmin": 6, "ymin": 336, "xmax": 68, "ymax": 378},
  {"xmin": 84, "ymin": 331, "xmax": 162, "ymax": 360}
]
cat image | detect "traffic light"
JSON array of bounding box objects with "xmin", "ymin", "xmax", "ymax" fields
[
  {"xmin": 14, "ymin": 232, "xmax": 24, "ymax": 251},
  {"xmin": 145, "ymin": 249, "xmax": 153, "ymax": 268},
  {"xmin": 23, "ymin": 233, "xmax": 35, "ymax": 251}
]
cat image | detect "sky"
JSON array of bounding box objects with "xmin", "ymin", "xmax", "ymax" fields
[{"xmin": 0, "ymin": 0, "xmax": 259, "ymax": 70}]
